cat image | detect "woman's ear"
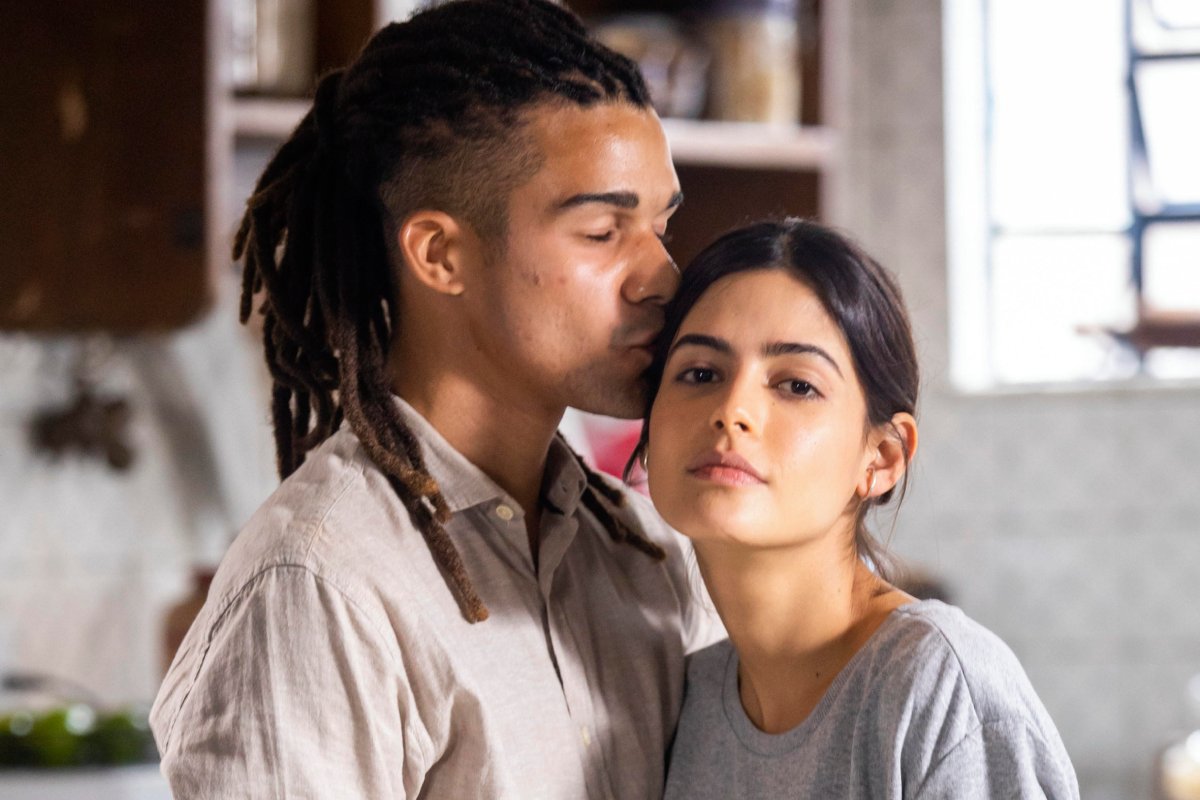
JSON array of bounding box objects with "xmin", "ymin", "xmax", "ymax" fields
[
  {"xmin": 860, "ymin": 412, "xmax": 918, "ymax": 498},
  {"xmin": 395, "ymin": 210, "xmax": 480, "ymax": 297}
]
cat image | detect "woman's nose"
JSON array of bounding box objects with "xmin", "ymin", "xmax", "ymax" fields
[{"xmin": 709, "ymin": 390, "xmax": 757, "ymax": 436}]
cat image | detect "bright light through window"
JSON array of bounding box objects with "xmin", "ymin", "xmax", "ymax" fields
[
  {"xmin": 945, "ymin": 0, "xmax": 1200, "ymax": 390},
  {"xmin": 989, "ymin": 0, "xmax": 1129, "ymax": 231}
]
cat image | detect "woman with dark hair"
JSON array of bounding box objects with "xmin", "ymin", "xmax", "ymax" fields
[{"xmin": 630, "ymin": 219, "xmax": 1079, "ymax": 798}]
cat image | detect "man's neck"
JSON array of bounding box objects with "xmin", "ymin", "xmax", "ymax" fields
[{"xmin": 390, "ymin": 362, "xmax": 562, "ymax": 543}]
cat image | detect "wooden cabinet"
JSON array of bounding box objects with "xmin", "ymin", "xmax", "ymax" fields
[{"xmin": 0, "ymin": 1, "xmax": 221, "ymax": 333}]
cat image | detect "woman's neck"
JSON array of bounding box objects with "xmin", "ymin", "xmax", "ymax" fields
[{"xmin": 694, "ymin": 535, "xmax": 910, "ymax": 734}]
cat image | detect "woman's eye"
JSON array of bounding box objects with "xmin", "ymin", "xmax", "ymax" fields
[
  {"xmin": 678, "ymin": 367, "xmax": 717, "ymax": 384},
  {"xmin": 585, "ymin": 231, "xmax": 615, "ymax": 242},
  {"xmin": 781, "ymin": 379, "xmax": 817, "ymax": 397}
]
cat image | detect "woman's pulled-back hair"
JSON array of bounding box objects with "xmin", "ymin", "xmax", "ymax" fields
[
  {"xmin": 628, "ymin": 218, "xmax": 920, "ymax": 574},
  {"xmin": 235, "ymin": 0, "xmax": 661, "ymax": 624}
]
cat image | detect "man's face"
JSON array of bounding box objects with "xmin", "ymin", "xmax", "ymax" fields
[{"xmin": 465, "ymin": 102, "xmax": 682, "ymax": 419}]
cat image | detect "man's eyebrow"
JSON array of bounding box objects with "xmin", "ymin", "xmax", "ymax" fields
[
  {"xmin": 556, "ymin": 191, "xmax": 640, "ymax": 211},
  {"xmin": 668, "ymin": 333, "xmax": 731, "ymax": 357},
  {"xmin": 555, "ymin": 190, "xmax": 684, "ymax": 213},
  {"xmin": 764, "ymin": 342, "xmax": 844, "ymax": 378}
]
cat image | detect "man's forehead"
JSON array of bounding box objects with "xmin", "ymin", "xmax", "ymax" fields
[{"xmin": 509, "ymin": 102, "xmax": 680, "ymax": 212}]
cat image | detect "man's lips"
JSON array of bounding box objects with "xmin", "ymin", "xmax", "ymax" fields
[
  {"xmin": 624, "ymin": 331, "xmax": 661, "ymax": 350},
  {"xmin": 619, "ymin": 319, "xmax": 666, "ymax": 352},
  {"xmin": 686, "ymin": 450, "xmax": 766, "ymax": 486}
]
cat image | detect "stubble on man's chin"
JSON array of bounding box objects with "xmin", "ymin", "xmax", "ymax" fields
[{"xmin": 566, "ymin": 369, "xmax": 650, "ymax": 420}]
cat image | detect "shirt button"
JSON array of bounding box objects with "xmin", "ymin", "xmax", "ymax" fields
[
  {"xmin": 580, "ymin": 726, "xmax": 591, "ymax": 747},
  {"xmin": 495, "ymin": 504, "xmax": 514, "ymax": 521}
]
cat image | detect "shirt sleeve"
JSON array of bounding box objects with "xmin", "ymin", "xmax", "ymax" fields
[
  {"xmin": 913, "ymin": 718, "xmax": 1081, "ymax": 800},
  {"xmin": 151, "ymin": 565, "xmax": 427, "ymax": 799}
]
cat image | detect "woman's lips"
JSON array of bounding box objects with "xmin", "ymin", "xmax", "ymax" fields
[{"xmin": 686, "ymin": 451, "xmax": 766, "ymax": 486}]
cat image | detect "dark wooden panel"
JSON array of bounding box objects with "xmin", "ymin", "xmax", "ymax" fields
[
  {"xmin": 316, "ymin": 0, "xmax": 376, "ymax": 78},
  {"xmin": 667, "ymin": 166, "xmax": 821, "ymax": 268},
  {"xmin": 0, "ymin": 1, "xmax": 213, "ymax": 333}
]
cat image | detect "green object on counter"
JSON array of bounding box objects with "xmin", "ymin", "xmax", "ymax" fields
[
  {"xmin": 25, "ymin": 705, "xmax": 95, "ymax": 767},
  {"xmin": 0, "ymin": 710, "xmax": 38, "ymax": 766},
  {"xmin": 89, "ymin": 708, "xmax": 157, "ymax": 765},
  {"xmin": 0, "ymin": 705, "xmax": 156, "ymax": 769}
]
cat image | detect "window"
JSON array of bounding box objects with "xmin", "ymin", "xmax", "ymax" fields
[{"xmin": 945, "ymin": 0, "xmax": 1200, "ymax": 390}]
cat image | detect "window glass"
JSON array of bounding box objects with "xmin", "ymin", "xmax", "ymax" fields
[
  {"xmin": 990, "ymin": 234, "xmax": 1137, "ymax": 383},
  {"xmin": 989, "ymin": 0, "xmax": 1129, "ymax": 231},
  {"xmin": 1134, "ymin": 0, "xmax": 1200, "ymax": 54},
  {"xmin": 1135, "ymin": 60, "xmax": 1200, "ymax": 204},
  {"xmin": 1143, "ymin": 223, "xmax": 1200, "ymax": 311}
]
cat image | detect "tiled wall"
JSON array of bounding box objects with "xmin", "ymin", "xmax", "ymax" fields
[{"xmin": 835, "ymin": 1, "xmax": 1200, "ymax": 797}]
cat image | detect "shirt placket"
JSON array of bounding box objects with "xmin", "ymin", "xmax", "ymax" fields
[
  {"xmin": 537, "ymin": 511, "xmax": 616, "ymax": 800},
  {"xmin": 483, "ymin": 484, "xmax": 614, "ymax": 800}
]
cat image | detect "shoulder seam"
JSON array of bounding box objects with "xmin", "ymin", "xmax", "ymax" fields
[
  {"xmin": 897, "ymin": 610, "xmax": 985, "ymax": 724},
  {"xmin": 300, "ymin": 446, "xmax": 367, "ymax": 564},
  {"xmin": 910, "ymin": 717, "xmax": 1058, "ymax": 800}
]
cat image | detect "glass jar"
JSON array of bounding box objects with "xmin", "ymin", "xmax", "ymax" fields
[{"xmin": 698, "ymin": 0, "xmax": 801, "ymax": 124}]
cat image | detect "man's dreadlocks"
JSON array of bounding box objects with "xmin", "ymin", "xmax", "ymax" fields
[{"xmin": 234, "ymin": 0, "xmax": 666, "ymax": 624}]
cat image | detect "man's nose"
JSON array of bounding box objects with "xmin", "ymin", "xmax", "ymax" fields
[{"xmin": 622, "ymin": 233, "xmax": 680, "ymax": 305}]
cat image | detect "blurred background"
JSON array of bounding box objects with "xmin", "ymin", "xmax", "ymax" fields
[{"xmin": 1, "ymin": 0, "xmax": 1198, "ymax": 797}]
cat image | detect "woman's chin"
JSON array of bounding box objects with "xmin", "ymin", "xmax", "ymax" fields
[{"xmin": 659, "ymin": 499, "xmax": 771, "ymax": 548}]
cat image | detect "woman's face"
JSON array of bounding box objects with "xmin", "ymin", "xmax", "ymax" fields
[{"xmin": 647, "ymin": 268, "xmax": 875, "ymax": 550}]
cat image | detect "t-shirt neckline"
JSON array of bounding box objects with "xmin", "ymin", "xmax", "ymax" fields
[{"xmin": 719, "ymin": 599, "xmax": 935, "ymax": 756}]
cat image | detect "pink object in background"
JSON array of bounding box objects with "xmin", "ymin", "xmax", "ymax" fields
[{"xmin": 582, "ymin": 419, "xmax": 647, "ymax": 492}]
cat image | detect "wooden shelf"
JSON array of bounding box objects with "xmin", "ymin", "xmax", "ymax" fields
[
  {"xmin": 661, "ymin": 119, "xmax": 836, "ymax": 171},
  {"xmin": 230, "ymin": 97, "xmax": 836, "ymax": 170},
  {"xmin": 230, "ymin": 96, "xmax": 310, "ymax": 139}
]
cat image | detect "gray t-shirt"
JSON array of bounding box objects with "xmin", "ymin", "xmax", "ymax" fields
[{"xmin": 665, "ymin": 600, "xmax": 1079, "ymax": 799}]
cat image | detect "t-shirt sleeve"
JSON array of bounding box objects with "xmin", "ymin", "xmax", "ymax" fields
[
  {"xmin": 913, "ymin": 718, "xmax": 1080, "ymax": 800},
  {"xmin": 150, "ymin": 565, "xmax": 428, "ymax": 799}
]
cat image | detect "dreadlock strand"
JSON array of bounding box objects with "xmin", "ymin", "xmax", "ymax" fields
[
  {"xmin": 332, "ymin": 321, "xmax": 439, "ymax": 502},
  {"xmin": 553, "ymin": 435, "xmax": 666, "ymax": 562},
  {"xmin": 270, "ymin": 382, "xmax": 297, "ymax": 478},
  {"xmin": 396, "ymin": 481, "xmax": 489, "ymax": 623}
]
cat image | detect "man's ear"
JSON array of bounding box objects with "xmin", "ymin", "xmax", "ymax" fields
[
  {"xmin": 860, "ymin": 412, "xmax": 919, "ymax": 498},
  {"xmin": 395, "ymin": 210, "xmax": 479, "ymax": 297}
]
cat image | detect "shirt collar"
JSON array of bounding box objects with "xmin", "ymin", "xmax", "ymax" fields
[
  {"xmin": 541, "ymin": 434, "xmax": 589, "ymax": 518},
  {"xmin": 391, "ymin": 396, "xmax": 590, "ymax": 517}
]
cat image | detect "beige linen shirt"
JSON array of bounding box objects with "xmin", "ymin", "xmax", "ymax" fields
[{"xmin": 151, "ymin": 399, "xmax": 720, "ymax": 799}]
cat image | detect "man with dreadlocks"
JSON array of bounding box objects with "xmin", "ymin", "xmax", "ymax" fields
[{"xmin": 150, "ymin": 0, "xmax": 720, "ymax": 797}]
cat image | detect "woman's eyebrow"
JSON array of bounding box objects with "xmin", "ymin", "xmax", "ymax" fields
[
  {"xmin": 668, "ymin": 333, "xmax": 731, "ymax": 357},
  {"xmin": 669, "ymin": 334, "xmax": 844, "ymax": 378},
  {"xmin": 763, "ymin": 341, "xmax": 843, "ymax": 377}
]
